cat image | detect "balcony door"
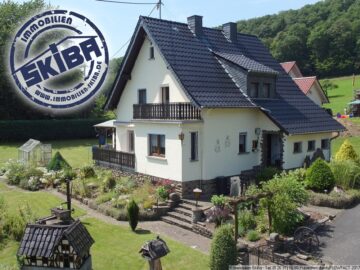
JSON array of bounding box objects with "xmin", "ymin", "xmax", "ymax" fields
[{"xmin": 161, "ymin": 86, "xmax": 169, "ymax": 103}]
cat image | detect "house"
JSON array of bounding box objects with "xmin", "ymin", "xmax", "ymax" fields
[
  {"xmin": 94, "ymin": 15, "xmax": 344, "ymax": 197},
  {"xmin": 17, "ymin": 186, "xmax": 94, "ymax": 269},
  {"xmin": 280, "ymin": 61, "xmax": 329, "ymax": 106}
]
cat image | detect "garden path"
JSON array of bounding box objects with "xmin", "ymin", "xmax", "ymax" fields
[{"xmin": 48, "ymin": 189, "xmax": 211, "ymax": 254}]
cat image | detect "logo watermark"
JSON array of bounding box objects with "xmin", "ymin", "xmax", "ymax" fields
[{"xmin": 9, "ymin": 10, "xmax": 108, "ymax": 113}]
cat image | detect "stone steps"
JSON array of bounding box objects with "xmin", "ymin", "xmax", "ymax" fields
[
  {"xmin": 161, "ymin": 216, "xmax": 193, "ymax": 231},
  {"xmin": 174, "ymin": 206, "xmax": 192, "ymax": 217},
  {"xmin": 166, "ymin": 211, "xmax": 192, "ymax": 224}
]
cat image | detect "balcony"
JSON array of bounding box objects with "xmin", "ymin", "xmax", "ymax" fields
[
  {"xmin": 133, "ymin": 102, "xmax": 201, "ymax": 120},
  {"xmin": 92, "ymin": 146, "xmax": 135, "ymax": 169}
]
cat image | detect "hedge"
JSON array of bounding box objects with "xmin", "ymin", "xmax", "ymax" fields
[{"xmin": 0, "ymin": 119, "xmax": 106, "ymax": 141}]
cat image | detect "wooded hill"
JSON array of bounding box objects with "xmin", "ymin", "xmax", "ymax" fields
[{"xmin": 236, "ymin": 0, "xmax": 360, "ymax": 78}]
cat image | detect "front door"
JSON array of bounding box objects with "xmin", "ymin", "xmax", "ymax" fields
[{"xmin": 263, "ymin": 133, "xmax": 283, "ymax": 168}]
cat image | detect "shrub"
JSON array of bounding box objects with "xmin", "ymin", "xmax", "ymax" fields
[
  {"xmin": 309, "ymin": 189, "xmax": 360, "ymax": 208},
  {"xmin": 112, "ymin": 198, "xmax": 128, "ymax": 209},
  {"xmin": 306, "ymin": 158, "xmax": 335, "ymax": 192},
  {"xmin": 127, "ymin": 199, "xmax": 139, "ymax": 231},
  {"xmin": 250, "ymin": 173, "xmax": 309, "ymax": 235},
  {"xmin": 156, "ymin": 186, "xmax": 168, "ymax": 201},
  {"xmin": 81, "ymin": 165, "xmax": 95, "ymax": 178},
  {"xmin": 211, "ymin": 195, "xmax": 227, "ymax": 207},
  {"xmin": 205, "ymin": 205, "xmax": 231, "ymax": 226},
  {"xmin": 238, "ymin": 210, "xmax": 256, "ymax": 234},
  {"xmin": 6, "ymin": 161, "xmax": 26, "ymax": 186},
  {"xmin": 256, "ymin": 167, "xmax": 281, "ymax": 183},
  {"xmin": 95, "ymin": 192, "xmax": 116, "ymax": 204},
  {"xmin": 335, "ymin": 140, "xmax": 359, "ymax": 163},
  {"xmin": 287, "ymin": 168, "xmax": 307, "ymax": 182},
  {"xmin": 330, "ymin": 160, "xmax": 360, "ymax": 190},
  {"xmin": 3, "ymin": 214, "xmax": 25, "ymax": 241},
  {"xmin": 246, "ymin": 230, "xmax": 260, "ymax": 242},
  {"xmin": 102, "ymin": 175, "xmax": 117, "ymax": 192},
  {"xmin": 210, "ymin": 224, "xmax": 237, "ymax": 270},
  {"xmin": 47, "ymin": 152, "xmax": 71, "ymax": 171}
]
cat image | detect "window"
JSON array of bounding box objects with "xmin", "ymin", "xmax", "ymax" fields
[
  {"xmin": 190, "ymin": 132, "xmax": 198, "ymax": 161},
  {"xmin": 293, "ymin": 142, "xmax": 302, "ymax": 153},
  {"xmin": 161, "ymin": 86, "xmax": 169, "ymax": 103},
  {"xmin": 321, "ymin": 139, "xmax": 329, "ymax": 149},
  {"xmin": 149, "ymin": 46, "xmax": 155, "ymax": 59},
  {"xmin": 149, "ymin": 134, "xmax": 165, "ymax": 157},
  {"xmin": 308, "ymin": 140, "xmax": 315, "ymax": 152},
  {"xmin": 138, "ymin": 89, "xmax": 146, "ymax": 104},
  {"xmin": 128, "ymin": 130, "xmax": 134, "ymax": 152},
  {"xmin": 250, "ymin": 82, "xmax": 259, "ymax": 98},
  {"xmin": 239, "ymin": 133, "xmax": 247, "ymax": 153},
  {"xmin": 263, "ymin": 83, "xmax": 271, "ymax": 98}
]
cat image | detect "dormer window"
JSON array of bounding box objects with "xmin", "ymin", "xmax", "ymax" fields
[
  {"xmin": 250, "ymin": 82, "xmax": 259, "ymax": 98},
  {"xmin": 263, "ymin": 83, "xmax": 271, "ymax": 98},
  {"xmin": 149, "ymin": 46, "xmax": 155, "ymax": 59}
]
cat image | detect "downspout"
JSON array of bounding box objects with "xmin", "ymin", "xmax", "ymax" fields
[{"xmin": 329, "ymin": 131, "xmax": 340, "ymax": 160}]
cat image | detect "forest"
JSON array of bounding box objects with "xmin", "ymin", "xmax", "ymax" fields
[{"xmin": 236, "ymin": 0, "xmax": 360, "ymax": 77}]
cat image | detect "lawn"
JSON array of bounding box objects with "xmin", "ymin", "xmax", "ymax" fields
[
  {"xmin": 321, "ymin": 75, "xmax": 359, "ymax": 115},
  {"xmin": 0, "ymin": 139, "xmax": 97, "ymax": 168},
  {"xmin": 0, "ymin": 182, "xmax": 209, "ymax": 270}
]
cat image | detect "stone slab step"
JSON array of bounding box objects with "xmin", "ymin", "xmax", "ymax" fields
[
  {"xmin": 167, "ymin": 211, "xmax": 192, "ymax": 224},
  {"xmin": 174, "ymin": 207, "xmax": 192, "ymax": 217},
  {"xmin": 178, "ymin": 202, "xmax": 193, "ymax": 211},
  {"xmin": 161, "ymin": 216, "xmax": 193, "ymax": 231}
]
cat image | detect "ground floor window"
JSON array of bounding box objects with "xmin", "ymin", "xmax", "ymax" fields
[
  {"xmin": 321, "ymin": 139, "xmax": 329, "ymax": 149},
  {"xmin": 149, "ymin": 134, "xmax": 165, "ymax": 157},
  {"xmin": 128, "ymin": 130, "xmax": 134, "ymax": 152},
  {"xmin": 190, "ymin": 132, "xmax": 198, "ymax": 161},
  {"xmin": 239, "ymin": 133, "xmax": 247, "ymax": 153},
  {"xmin": 307, "ymin": 140, "xmax": 315, "ymax": 151},
  {"xmin": 293, "ymin": 142, "xmax": 302, "ymax": 153}
]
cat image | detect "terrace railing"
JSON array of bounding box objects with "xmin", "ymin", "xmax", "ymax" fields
[
  {"xmin": 133, "ymin": 102, "xmax": 201, "ymax": 120},
  {"xmin": 92, "ymin": 146, "xmax": 135, "ymax": 169}
]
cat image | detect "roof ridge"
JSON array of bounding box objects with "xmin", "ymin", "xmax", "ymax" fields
[
  {"xmin": 293, "ymin": 76, "xmax": 317, "ymax": 79},
  {"xmin": 140, "ymin": 16, "xmax": 258, "ymax": 38}
]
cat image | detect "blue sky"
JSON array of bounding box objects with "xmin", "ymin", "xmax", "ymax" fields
[{"xmin": 20, "ymin": 0, "xmax": 321, "ymax": 57}]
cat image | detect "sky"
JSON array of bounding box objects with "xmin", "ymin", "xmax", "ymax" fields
[{"xmin": 19, "ymin": 0, "xmax": 321, "ymax": 57}]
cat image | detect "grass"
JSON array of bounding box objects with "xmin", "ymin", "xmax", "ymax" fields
[
  {"xmin": 0, "ymin": 139, "xmax": 97, "ymax": 168},
  {"xmin": 321, "ymin": 75, "xmax": 359, "ymax": 115},
  {"xmin": 0, "ymin": 182, "xmax": 209, "ymax": 270}
]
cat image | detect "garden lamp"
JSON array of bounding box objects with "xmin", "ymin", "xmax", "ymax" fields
[{"xmin": 193, "ymin": 188, "xmax": 202, "ymax": 207}]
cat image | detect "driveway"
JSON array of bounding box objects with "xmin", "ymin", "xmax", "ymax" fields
[{"xmin": 318, "ymin": 203, "xmax": 360, "ymax": 264}]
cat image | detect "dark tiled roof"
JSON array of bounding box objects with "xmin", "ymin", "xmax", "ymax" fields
[
  {"xmin": 213, "ymin": 51, "xmax": 278, "ymax": 75},
  {"xmin": 18, "ymin": 220, "xmax": 94, "ymax": 258},
  {"xmin": 107, "ymin": 16, "xmax": 344, "ymax": 134}
]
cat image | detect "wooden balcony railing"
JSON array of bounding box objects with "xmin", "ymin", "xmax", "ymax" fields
[
  {"xmin": 133, "ymin": 102, "xmax": 201, "ymax": 120},
  {"xmin": 92, "ymin": 146, "xmax": 135, "ymax": 169}
]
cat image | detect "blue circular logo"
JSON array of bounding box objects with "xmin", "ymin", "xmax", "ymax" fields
[{"xmin": 9, "ymin": 10, "xmax": 109, "ymax": 111}]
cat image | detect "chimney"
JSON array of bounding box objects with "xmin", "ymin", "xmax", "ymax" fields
[
  {"xmin": 223, "ymin": 22, "xmax": 237, "ymax": 43},
  {"xmin": 187, "ymin": 15, "xmax": 203, "ymax": 36}
]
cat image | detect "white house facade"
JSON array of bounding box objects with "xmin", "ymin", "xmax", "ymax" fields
[{"xmin": 94, "ymin": 16, "xmax": 344, "ymax": 197}]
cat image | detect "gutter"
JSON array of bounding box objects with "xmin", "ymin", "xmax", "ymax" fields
[{"xmin": 329, "ymin": 131, "xmax": 341, "ymax": 159}]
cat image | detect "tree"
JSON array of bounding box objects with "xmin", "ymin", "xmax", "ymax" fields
[
  {"xmin": 335, "ymin": 139, "xmax": 359, "ymax": 163},
  {"xmin": 210, "ymin": 224, "xmax": 237, "ymax": 270},
  {"xmin": 320, "ymin": 79, "xmax": 338, "ymax": 97},
  {"xmin": 47, "ymin": 151, "xmax": 71, "ymax": 171},
  {"xmin": 127, "ymin": 199, "xmax": 139, "ymax": 231}
]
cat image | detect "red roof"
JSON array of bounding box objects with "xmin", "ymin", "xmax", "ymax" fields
[
  {"xmin": 293, "ymin": 77, "xmax": 317, "ymax": 94},
  {"xmin": 280, "ymin": 61, "xmax": 296, "ymax": 74}
]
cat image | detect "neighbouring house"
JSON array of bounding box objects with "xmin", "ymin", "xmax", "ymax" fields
[
  {"xmin": 94, "ymin": 15, "xmax": 344, "ymax": 197},
  {"xmin": 280, "ymin": 61, "xmax": 329, "ymax": 106}
]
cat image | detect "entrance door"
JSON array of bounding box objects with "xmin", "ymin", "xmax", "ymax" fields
[{"xmin": 263, "ymin": 133, "xmax": 282, "ymax": 168}]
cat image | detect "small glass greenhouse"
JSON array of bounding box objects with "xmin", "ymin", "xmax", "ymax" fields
[{"xmin": 18, "ymin": 139, "xmax": 52, "ymax": 166}]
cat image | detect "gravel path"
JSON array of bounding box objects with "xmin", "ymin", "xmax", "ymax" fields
[{"xmin": 48, "ymin": 190, "xmax": 211, "ymax": 254}]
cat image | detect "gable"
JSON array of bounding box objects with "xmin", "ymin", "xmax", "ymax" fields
[{"xmin": 115, "ymin": 36, "xmax": 190, "ymax": 122}]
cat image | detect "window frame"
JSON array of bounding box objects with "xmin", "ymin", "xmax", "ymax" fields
[
  {"xmin": 138, "ymin": 89, "xmax": 147, "ymax": 104},
  {"xmin": 161, "ymin": 86, "xmax": 170, "ymax": 104},
  {"xmin": 190, "ymin": 132, "xmax": 198, "ymax": 161},
  {"xmin": 239, "ymin": 133, "xmax": 247, "ymax": 154},
  {"xmin": 149, "ymin": 46, "xmax": 155, "ymax": 60},
  {"xmin": 321, "ymin": 139, "xmax": 330, "ymax": 150},
  {"xmin": 128, "ymin": 130, "xmax": 135, "ymax": 153},
  {"xmin": 262, "ymin": 83, "xmax": 271, "ymax": 98},
  {"xmin": 293, "ymin": 142, "xmax": 302, "ymax": 153},
  {"xmin": 149, "ymin": 134, "xmax": 165, "ymax": 157},
  {"xmin": 249, "ymin": 82, "xmax": 259, "ymax": 98},
  {"xmin": 307, "ymin": 140, "xmax": 316, "ymax": 152}
]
